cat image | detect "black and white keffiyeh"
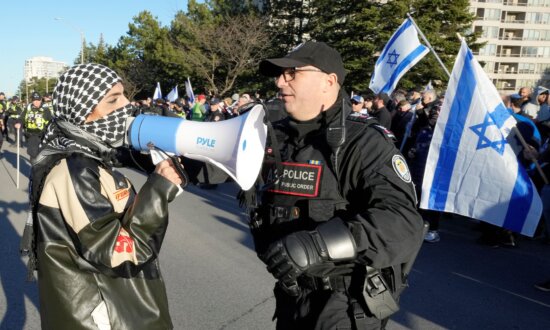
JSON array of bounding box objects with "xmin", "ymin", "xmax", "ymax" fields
[{"xmin": 35, "ymin": 63, "xmax": 133, "ymax": 166}]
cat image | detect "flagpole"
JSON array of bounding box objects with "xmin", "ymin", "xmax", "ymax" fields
[{"xmin": 407, "ymin": 13, "xmax": 451, "ymax": 79}]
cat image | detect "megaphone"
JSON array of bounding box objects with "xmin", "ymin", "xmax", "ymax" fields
[{"xmin": 127, "ymin": 104, "xmax": 267, "ymax": 190}]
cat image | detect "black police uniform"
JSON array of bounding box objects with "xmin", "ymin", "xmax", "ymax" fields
[
  {"xmin": 0, "ymin": 99, "xmax": 6, "ymax": 150},
  {"xmin": 21, "ymin": 102, "xmax": 52, "ymax": 163},
  {"xmin": 184, "ymin": 92, "xmax": 424, "ymax": 329},
  {"xmin": 6, "ymin": 101, "xmax": 22, "ymax": 143}
]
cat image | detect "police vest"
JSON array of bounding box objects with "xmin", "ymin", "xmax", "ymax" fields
[
  {"xmin": 25, "ymin": 106, "xmax": 49, "ymax": 131},
  {"xmin": 7, "ymin": 104, "xmax": 20, "ymax": 118}
]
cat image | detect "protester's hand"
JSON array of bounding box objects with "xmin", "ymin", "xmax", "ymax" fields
[
  {"xmin": 14, "ymin": 123, "xmax": 21, "ymax": 130},
  {"xmin": 523, "ymin": 145, "xmax": 539, "ymax": 161},
  {"xmin": 155, "ymin": 159, "xmax": 183, "ymax": 186}
]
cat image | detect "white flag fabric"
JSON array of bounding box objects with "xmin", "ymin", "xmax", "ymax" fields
[
  {"xmin": 369, "ymin": 18, "xmax": 429, "ymax": 95},
  {"xmin": 166, "ymin": 86, "xmax": 179, "ymax": 102},
  {"xmin": 185, "ymin": 77, "xmax": 195, "ymax": 104},
  {"xmin": 421, "ymin": 40, "xmax": 542, "ymax": 237},
  {"xmin": 153, "ymin": 82, "xmax": 162, "ymax": 100}
]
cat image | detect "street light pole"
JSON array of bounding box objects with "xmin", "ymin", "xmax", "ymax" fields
[{"xmin": 54, "ymin": 17, "xmax": 85, "ymax": 64}]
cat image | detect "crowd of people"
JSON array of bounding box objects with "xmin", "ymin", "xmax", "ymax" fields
[{"xmin": 0, "ymin": 40, "xmax": 548, "ymax": 329}]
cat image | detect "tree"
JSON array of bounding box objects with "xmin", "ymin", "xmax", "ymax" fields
[
  {"xmin": 171, "ymin": 10, "xmax": 271, "ymax": 96},
  {"xmin": 18, "ymin": 77, "xmax": 59, "ymax": 102},
  {"xmin": 261, "ymin": 0, "xmax": 480, "ymax": 94}
]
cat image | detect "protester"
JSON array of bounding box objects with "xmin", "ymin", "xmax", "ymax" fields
[
  {"xmin": 191, "ymin": 94, "xmax": 207, "ymax": 121},
  {"xmin": 15, "ymin": 92, "xmax": 52, "ymax": 163},
  {"xmin": 350, "ymin": 94, "xmax": 367, "ymax": 115},
  {"xmin": 183, "ymin": 41, "xmax": 424, "ymax": 329},
  {"xmin": 524, "ymin": 86, "xmax": 548, "ymax": 120},
  {"xmin": 391, "ymin": 99, "xmax": 414, "ymax": 149},
  {"xmin": 371, "ymin": 93, "xmax": 392, "ymax": 127},
  {"xmin": 206, "ymin": 97, "xmax": 224, "ymax": 122},
  {"xmin": 28, "ymin": 63, "xmax": 182, "ymax": 329},
  {"xmin": 407, "ymin": 101, "xmax": 443, "ymax": 243}
]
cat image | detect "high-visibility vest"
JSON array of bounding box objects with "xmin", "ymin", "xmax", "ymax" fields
[{"xmin": 25, "ymin": 106, "xmax": 49, "ymax": 131}]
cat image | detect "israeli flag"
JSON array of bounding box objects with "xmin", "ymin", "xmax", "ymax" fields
[
  {"xmin": 369, "ymin": 18, "xmax": 429, "ymax": 95},
  {"xmin": 421, "ymin": 40, "xmax": 542, "ymax": 237},
  {"xmin": 166, "ymin": 86, "xmax": 179, "ymax": 102},
  {"xmin": 153, "ymin": 82, "xmax": 162, "ymax": 100},
  {"xmin": 185, "ymin": 77, "xmax": 195, "ymax": 104}
]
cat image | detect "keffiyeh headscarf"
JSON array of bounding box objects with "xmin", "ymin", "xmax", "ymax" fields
[{"xmin": 35, "ymin": 63, "xmax": 134, "ymax": 166}]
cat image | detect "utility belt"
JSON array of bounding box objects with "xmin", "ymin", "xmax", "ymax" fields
[
  {"xmin": 295, "ymin": 266, "xmax": 401, "ymax": 320},
  {"xmin": 298, "ymin": 274, "xmax": 350, "ymax": 292}
]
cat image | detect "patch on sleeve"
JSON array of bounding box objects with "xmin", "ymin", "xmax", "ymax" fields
[
  {"xmin": 373, "ymin": 125, "xmax": 396, "ymax": 140},
  {"xmin": 392, "ymin": 155, "xmax": 411, "ymax": 183}
]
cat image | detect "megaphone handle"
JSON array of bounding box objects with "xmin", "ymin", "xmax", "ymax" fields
[{"xmin": 169, "ymin": 156, "xmax": 190, "ymax": 190}]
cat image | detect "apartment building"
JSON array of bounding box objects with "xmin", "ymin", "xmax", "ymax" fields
[
  {"xmin": 470, "ymin": 0, "xmax": 550, "ymax": 92},
  {"xmin": 24, "ymin": 56, "xmax": 67, "ymax": 82}
]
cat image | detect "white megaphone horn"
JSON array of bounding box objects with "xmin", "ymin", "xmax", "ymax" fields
[{"xmin": 127, "ymin": 104, "xmax": 267, "ymax": 190}]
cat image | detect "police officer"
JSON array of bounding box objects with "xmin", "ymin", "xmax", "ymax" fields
[
  {"xmin": 184, "ymin": 41, "xmax": 424, "ymax": 329},
  {"xmin": 5, "ymin": 96, "xmax": 23, "ymax": 143},
  {"xmin": 16, "ymin": 92, "xmax": 52, "ymax": 163}
]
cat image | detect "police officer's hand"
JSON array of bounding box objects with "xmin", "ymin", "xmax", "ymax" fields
[
  {"xmin": 262, "ymin": 230, "xmax": 322, "ymax": 284},
  {"xmin": 155, "ymin": 159, "xmax": 183, "ymax": 186},
  {"xmin": 261, "ymin": 219, "xmax": 357, "ymax": 284}
]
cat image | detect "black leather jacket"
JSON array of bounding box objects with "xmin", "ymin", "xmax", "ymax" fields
[{"xmin": 34, "ymin": 154, "xmax": 177, "ymax": 330}]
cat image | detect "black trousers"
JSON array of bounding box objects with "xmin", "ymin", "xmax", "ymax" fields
[
  {"xmin": 273, "ymin": 284, "xmax": 383, "ymax": 330},
  {"xmin": 25, "ymin": 133, "xmax": 42, "ymax": 163}
]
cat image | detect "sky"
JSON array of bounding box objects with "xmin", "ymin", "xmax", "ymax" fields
[{"xmin": 0, "ymin": 0, "xmax": 191, "ymax": 96}]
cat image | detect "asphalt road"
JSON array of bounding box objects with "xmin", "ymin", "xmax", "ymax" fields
[{"xmin": 1, "ymin": 143, "xmax": 550, "ymax": 329}]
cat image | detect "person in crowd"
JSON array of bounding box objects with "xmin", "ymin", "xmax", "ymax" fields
[
  {"xmin": 15, "ymin": 92, "xmax": 52, "ymax": 164},
  {"xmin": 519, "ymin": 86, "xmax": 532, "ymax": 108},
  {"xmin": 0, "ymin": 92, "xmax": 6, "ymax": 151},
  {"xmin": 370, "ymin": 92, "xmax": 392, "ymax": 127},
  {"xmin": 407, "ymin": 102, "xmax": 443, "ymax": 243},
  {"xmin": 407, "ymin": 88, "xmax": 422, "ymax": 109},
  {"xmin": 391, "ymin": 99, "xmax": 414, "ymax": 149},
  {"xmin": 206, "ymin": 97, "xmax": 224, "ymax": 122},
  {"xmin": 28, "ymin": 63, "xmax": 182, "ymax": 329},
  {"xmin": 5, "ymin": 96, "xmax": 23, "ymax": 143},
  {"xmin": 477, "ymin": 94, "xmax": 541, "ymax": 248},
  {"xmin": 523, "ymin": 86, "xmax": 548, "ymax": 120},
  {"xmin": 412, "ymin": 89, "xmax": 440, "ymax": 138},
  {"xmin": 363, "ymin": 94, "xmax": 374, "ymax": 113},
  {"xmin": 350, "ymin": 95, "xmax": 368, "ymax": 116},
  {"xmin": 191, "ymin": 94, "xmax": 207, "ymax": 121},
  {"xmin": 182, "ymin": 41, "xmax": 423, "ymax": 329},
  {"xmin": 222, "ymin": 97, "xmax": 236, "ymax": 119}
]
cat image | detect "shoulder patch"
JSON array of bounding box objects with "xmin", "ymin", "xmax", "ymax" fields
[
  {"xmin": 392, "ymin": 155, "xmax": 411, "ymax": 183},
  {"xmin": 346, "ymin": 113, "xmax": 371, "ymax": 123},
  {"xmin": 372, "ymin": 124, "xmax": 396, "ymax": 140}
]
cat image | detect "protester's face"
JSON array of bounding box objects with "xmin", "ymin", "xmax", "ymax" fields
[
  {"xmin": 364, "ymin": 100, "xmax": 373, "ymax": 110},
  {"xmin": 351, "ymin": 101, "xmax": 363, "ymax": 112},
  {"xmin": 275, "ymin": 65, "xmax": 330, "ymax": 121},
  {"xmin": 85, "ymin": 83, "xmax": 129, "ymax": 123},
  {"xmin": 519, "ymin": 87, "xmax": 530, "ymax": 99},
  {"xmin": 422, "ymin": 93, "xmax": 433, "ymax": 106},
  {"xmin": 538, "ymin": 93, "xmax": 548, "ymax": 104}
]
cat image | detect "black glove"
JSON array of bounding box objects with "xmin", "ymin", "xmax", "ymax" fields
[{"xmin": 261, "ymin": 219, "xmax": 357, "ymax": 293}]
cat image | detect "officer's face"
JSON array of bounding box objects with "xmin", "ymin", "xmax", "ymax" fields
[
  {"xmin": 85, "ymin": 83, "xmax": 129, "ymax": 123},
  {"xmin": 32, "ymin": 100, "xmax": 41, "ymax": 108},
  {"xmin": 275, "ymin": 65, "xmax": 332, "ymax": 121}
]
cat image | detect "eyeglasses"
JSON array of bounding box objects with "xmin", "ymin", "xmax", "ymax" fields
[{"xmin": 276, "ymin": 68, "xmax": 324, "ymax": 82}]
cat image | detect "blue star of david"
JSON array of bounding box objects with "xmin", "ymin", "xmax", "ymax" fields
[
  {"xmin": 469, "ymin": 113, "xmax": 507, "ymax": 155},
  {"xmin": 386, "ymin": 49, "xmax": 399, "ymax": 68}
]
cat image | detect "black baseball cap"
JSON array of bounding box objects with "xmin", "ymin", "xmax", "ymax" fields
[
  {"xmin": 31, "ymin": 92, "xmax": 41, "ymax": 100},
  {"xmin": 259, "ymin": 41, "xmax": 346, "ymax": 84}
]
